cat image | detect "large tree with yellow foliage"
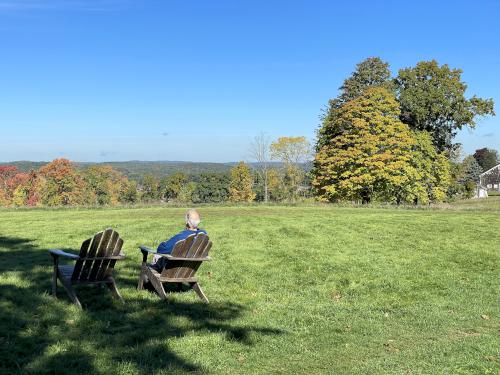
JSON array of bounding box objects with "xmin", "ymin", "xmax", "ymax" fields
[
  {"xmin": 313, "ymin": 87, "xmax": 450, "ymax": 203},
  {"xmin": 229, "ymin": 162, "xmax": 256, "ymax": 202}
]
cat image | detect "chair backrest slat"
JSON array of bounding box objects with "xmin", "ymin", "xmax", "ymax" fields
[
  {"xmin": 171, "ymin": 234, "xmax": 195, "ymax": 256},
  {"xmin": 160, "ymin": 233, "xmax": 212, "ymax": 280},
  {"xmin": 89, "ymin": 229, "xmax": 119, "ymax": 281},
  {"xmin": 72, "ymin": 238, "xmax": 92, "ymax": 280},
  {"xmin": 186, "ymin": 234, "xmax": 207, "ymax": 258},
  {"xmin": 96, "ymin": 236, "xmax": 124, "ymax": 280},
  {"xmin": 72, "ymin": 229, "xmax": 124, "ymax": 282},
  {"xmin": 77, "ymin": 231, "xmax": 105, "ymax": 281},
  {"xmin": 200, "ymin": 241, "xmax": 212, "ymax": 258},
  {"xmin": 177, "ymin": 235, "xmax": 208, "ymax": 278}
]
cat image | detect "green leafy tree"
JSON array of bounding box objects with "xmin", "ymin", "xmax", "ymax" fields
[
  {"xmin": 160, "ymin": 172, "xmax": 188, "ymax": 201},
  {"xmin": 317, "ymin": 57, "xmax": 393, "ymax": 150},
  {"xmin": 119, "ymin": 179, "xmax": 138, "ymax": 204},
  {"xmin": 193, "ymin": 173, "xmax": 230, "ymax": 203},
  {"xmin": 140, "ymin": 174, "xmax": 159, "ymax": 202},
  {"xmin": 473, "ymin": 148, "xmax": 499, "ymax": 172},
  {"xmin": 403, "ymin": 131, "xmax": 451, "ymax": 204},
  {"xmin": 396, "ymin": 60, "xmax": 495, "ymax": 152},
  {"xmin": 229, "ymin": 162, "xmax": 256, "ymax": 202},
  {"xmin": 178, "ymin": 181, "xmax": 197, "ymax": 203},
  {"xmin": 338, "ymin": 57, "xmax": 393, "ymax": 103}
]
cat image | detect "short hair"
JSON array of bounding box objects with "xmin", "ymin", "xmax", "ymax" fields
[{"xmin": 185, "ymin": 209, "xmax": 201, "ymax": 228}]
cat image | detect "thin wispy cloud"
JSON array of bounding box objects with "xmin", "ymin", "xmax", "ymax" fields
[
  {"xmin": 482, "ymin": 132, "xmax": 495, "ymax": 138},
  {"xmin": 100, "ymin": 150, "xmax": 118, "ymax": 157},
  {"xmin": 0, "ymin": 0, "xmax": 130, "ymax": 11}
]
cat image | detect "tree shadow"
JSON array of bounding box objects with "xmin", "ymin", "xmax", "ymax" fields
[{"xmin": 0, "ymin": 236, "xmax": 284, "ymax": 374}]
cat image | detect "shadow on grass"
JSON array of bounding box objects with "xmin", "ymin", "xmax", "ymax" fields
[{"xmin": 0, "ymin": 236, "xmax": 283, "ymax": 374}]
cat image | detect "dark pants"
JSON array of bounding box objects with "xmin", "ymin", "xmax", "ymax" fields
[{"xmin": 151, "ymin": 255, "xmax": 168, "ymax": 273}]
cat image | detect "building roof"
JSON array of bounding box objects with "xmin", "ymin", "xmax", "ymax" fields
[{"xmin": 480, "ymin": 163, "xmax": 500, "ymax": 177}]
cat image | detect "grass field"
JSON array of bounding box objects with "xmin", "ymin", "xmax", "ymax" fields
[{"xmin": 0, "ymin": 201, "xmax": 499, "ymax": 374}]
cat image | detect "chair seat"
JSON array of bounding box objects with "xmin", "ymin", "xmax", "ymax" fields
[
  {"xmin": 58, "ymin": 264, "xmax": 114, "ymax": 284},
  {"xmin": 58, "ymin": 264, "xmax": 75, "ymax": 281},
  {"xmin": 146, "ymin": 264, "xmax": 198, "ymax": 283}
]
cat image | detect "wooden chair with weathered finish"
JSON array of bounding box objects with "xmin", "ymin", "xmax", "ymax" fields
[
  {"xmin": 137, "ymin": 233, "xmax": 212, "ymax": 303},
  {"xmin": 48, "ymin": 228, "xmax": 126, "ymax": 308}
]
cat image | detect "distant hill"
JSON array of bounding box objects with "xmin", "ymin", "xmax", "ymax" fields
[{"xmin": 0, "ymin": 160, "xmax": 299, "ymax": 181}]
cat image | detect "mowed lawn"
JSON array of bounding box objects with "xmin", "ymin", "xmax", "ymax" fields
[{"xmin": 0, "ymin": 204, "xmax": 498, "ymax": 374}]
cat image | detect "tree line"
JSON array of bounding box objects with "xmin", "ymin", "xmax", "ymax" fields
[
  {"xmin": 0, "ymin": 136, "xmax": 312, "ymax": 207},
  {"xmin": 0, "ymin": 159, "xmax": 138, "ymax": 207},
  {"xmin": 0, "ymin": 57, "xmax": 496, "ymax": 207}
]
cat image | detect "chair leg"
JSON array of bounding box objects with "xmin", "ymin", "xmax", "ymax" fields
[
  {"xmin": 191, "ymin": 282, "xmax": 209, "ymax": 303},
  {"xmin": 107, "ymin": 277, "xmax": 124, "ymax": 303},
  {"xmin": 145, "ymin": 267, "xmax": 168, "ymax": 300},
  {"xmin": 137, "ymin": 266, "xmax": 146, "ymax": 290},
  {"xmin": 52, "ymin": 267, "xmax": 58, "ymax": 297},
  {"xmin": 62, "ymin": 282, "xmax": 82, "ymax": 309},
  {"xmin": 151, "ymin": 278, "xmax": 168, "ymax": 300}
]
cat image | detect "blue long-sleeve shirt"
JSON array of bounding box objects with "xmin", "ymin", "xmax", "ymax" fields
[{"xmin": 157, "ymin": 229, "xmax": 207, "ymax": 254}]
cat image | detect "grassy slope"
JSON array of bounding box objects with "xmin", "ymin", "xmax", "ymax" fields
[{"xmin": 0, "ymin": 205, "xmax": 498, "ymax": 374}]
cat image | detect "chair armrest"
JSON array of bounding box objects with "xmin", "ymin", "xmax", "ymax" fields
[
  {"xmin": 48, "ymin": 249, "xmax": 80, "ymax": 260},
  {"xmin": 164, "ymin": 255, "xmax": 212, "ymax": 262},
  {"xmin": 139, "ymin": 245, "xmax": 160, "ymax": 263},
  {"xmin": 139, "ymin": 246, "xmax": 211, "ymax": 263},
  {"xmin": 139, "ymin": 245, "xmax": 157, "ymax": 254},
  {"xmin": 79, "ymin": 255, "xmax": 126, "ymax": 261}
]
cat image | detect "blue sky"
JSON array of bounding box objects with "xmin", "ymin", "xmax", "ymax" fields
[{"xmin": 0, "ymin": 0, "xmax": 499, "ymax": 162}]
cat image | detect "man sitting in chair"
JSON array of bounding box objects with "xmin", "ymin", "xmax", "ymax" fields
[{"xmin": 151, "ymin": 209, "xmax": 207, "ymax": 272}]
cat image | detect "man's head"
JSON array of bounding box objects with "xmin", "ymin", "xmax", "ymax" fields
[{"xmin": 185, "ymin": 209, "xmax": 201, "ymax": 230}]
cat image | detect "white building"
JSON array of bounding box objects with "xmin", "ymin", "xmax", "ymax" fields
[
  {"xmin": 475, "ymin": 163, "xmax": 500, "ymax": 198},
  {"xmin": 480, "ymin": 163, "xmax": 500, "ymax": 191}
]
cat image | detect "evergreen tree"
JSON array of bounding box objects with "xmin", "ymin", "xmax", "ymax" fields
[{"xmin": 457, "ymin": 155, "xmax": 483, "ymax": 198}]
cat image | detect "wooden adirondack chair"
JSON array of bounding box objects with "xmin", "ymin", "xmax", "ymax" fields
[
  {"xmin": 138, "ymin": 233, "xmax": 212, "ymax": 303},
  {"xmin": 48, "ymin": 228, "xmax": 125, "ymax": 308}
]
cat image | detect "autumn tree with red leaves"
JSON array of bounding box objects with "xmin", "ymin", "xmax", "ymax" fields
[{"xmin": 38, "ymin": 159, "xmax": 87, "ymax": 206}]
